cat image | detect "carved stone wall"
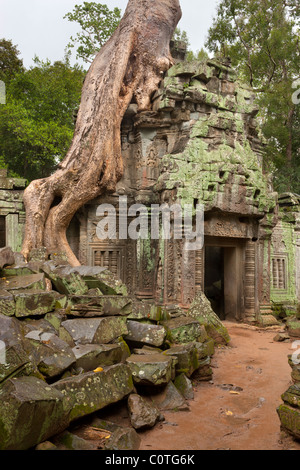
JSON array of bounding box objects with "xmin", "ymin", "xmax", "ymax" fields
[{"xmin": 70, "ymin": 58, "xmax": 298, "ymax": 321}]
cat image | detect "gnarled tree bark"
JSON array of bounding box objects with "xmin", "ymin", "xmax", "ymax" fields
[{"xmin": 21, "ymin": 0, "xmax": 182, "ymax": 266}]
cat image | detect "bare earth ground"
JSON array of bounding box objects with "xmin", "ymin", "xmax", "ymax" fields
[{"xmin": 137, "ymin": 321, "xmax": 300, "ymax": 451}]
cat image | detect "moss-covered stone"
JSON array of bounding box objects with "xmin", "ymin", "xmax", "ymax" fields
[
  {"xmin": 0, "ymin": 289, "xmax": 15, "ymax": 316},
  {"xmin": 163, "ymin": 342, "xmax": 199, "ymax": 377},
  {"xmin": 277, "ymin": 403, "xmax": 300, "ymax": 440},
  {"xmin": 72, "ymin": 343, "xmax": 124, "ymax": 372},
  {"xmin": 126, "ymin": 353, "xmax": 175, "ymax": 386},
  {"xmin": 281, "ymin": 384, "xmax": 300, "ymax": 408},
  {"xmin": 286, "ymin": 318, "xmax": 300, "ymax": 338},
  {"xmin": 68, "ymin": 294, "xmax": 132, "ymax": 317},
  {"xmin": 52, "ymin": 364, "xmax": 134, "ymax": 422},
  {"xmin": 0, "ymin": 273, "xmax": 46, "ymax": 291},
  {"xmin": 162, "ymin": 316, "xmax": 206, "ymax": 345},
  {"xmin": 61, "ymin": 316, "xmax": 128, "ymax": 345},
  {"xmin": 125, "ymin": 320, "xmax": 166, "ymax": 347},
  {"xmin": 173, "ymin": 373, "xmax": 194, "ymax": 400},
  {"xmin": 187, "ymin": 292, "xmax": 230, "ymax": 345},
  {"xmin": 0, "ymin": 376, "xmax": 69, "ymax": 450},
  {"xmin": 12, "ymin": 289, "xmax": 66, "ymax": 318},
  {"xmin": 42, "ymin": 264, "xmax": 89, "ymax": 296}
]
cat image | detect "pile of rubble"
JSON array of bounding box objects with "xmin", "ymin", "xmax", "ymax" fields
[{"xmin": 0, "ymin": 246, "xmax": 230, "ymax": 450}]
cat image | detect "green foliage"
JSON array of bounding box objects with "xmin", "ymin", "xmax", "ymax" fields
[
  {"xmin": 172, "ymin": 27, "xmax": 190, "ymax": 50},
  {"xmin": 64, "ymin": 2, "xmax": 122, "ymax": 63},
  {"xmin": 205, "ymin": 0, "xmax": 300, "ymax": 193},
  {"xmin": 0, "ymin": 48, "xmax": 85, "ymax": 181},
  {"xmin": 0, "ymin": 39, "xmax": 24, "ymax": 83}
]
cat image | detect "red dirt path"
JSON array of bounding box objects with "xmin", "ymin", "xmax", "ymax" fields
[{"xmin": 139, "ymin": 321, "xmax": 300, "ymax": 451}]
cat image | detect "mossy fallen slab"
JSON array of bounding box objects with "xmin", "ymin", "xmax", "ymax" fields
[
  {"xmin": 162, "ymin": 316, "xmax": 207, "ymax": 344},
  {"xmin": 52, "ymin": 363, "xmax": 134, "ymax": 422},
  {"xmin": 0, "ymin": 273, "xmax": 46, "ymax": 291},
  {"xmin": 125, "ymin": 320, "xmax": 166, "ymax": 347},
  {"xmin": 72, "ymin": 343, "xmax": 124, "ymax": 372},
  {"xmin": 0, "ymin": 376, "xmax": 69, "ymax": 450},
  {"xmin": 69, "ymin": 295, "xmax": 132, "ymax": 317},
  {"xmin": 61, "ymin": 317, "xmax": 128, "ymax": 345},
  {"xmin": 126, "ymin": 353, "xmax": 176, "ymax": 386},
  {"xmin": 277, "ymin": 404, "xmax": 300, "ymax": 440},
  {"xmin": 12, "ymin": 289, "xmax": 67, "ymax": 318}
]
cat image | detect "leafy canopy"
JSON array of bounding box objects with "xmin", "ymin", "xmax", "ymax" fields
[
  {"xmin": 0, "ymin": 47, "xmax": 85, "ymax": 181},
  {"xmin": 205, "ymin": 0, "xmax": 300, "ymax": 193},
  {"xmin": 64, "ymin": 2, "xmax": 122, "ymax": 63}
]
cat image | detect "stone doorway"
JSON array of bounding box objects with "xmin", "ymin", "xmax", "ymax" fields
[{"xmin": 204, "ymin": 238, "xmax": 245, "ymax": 321}]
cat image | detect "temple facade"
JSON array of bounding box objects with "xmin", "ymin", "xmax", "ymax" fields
[{"xmin": 2, "ymin": 57, "xmax": 299, "ymax": 325}]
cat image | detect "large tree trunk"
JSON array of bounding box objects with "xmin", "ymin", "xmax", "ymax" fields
[{"xmin": 21, "ymin": 0, "xmax": 182, "ymax": 266}]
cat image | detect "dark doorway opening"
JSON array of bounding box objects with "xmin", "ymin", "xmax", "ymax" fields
[
  {"xmin": 204, "ymin": 246, "xmax": 225, "ymax": 319},
  {"xmin": 204, "ymin": 244, "xmax": 239, "ymax": 321},
  {"xmin": 0, "ymin": 216, "xmax": 6, "ymax": 248}
]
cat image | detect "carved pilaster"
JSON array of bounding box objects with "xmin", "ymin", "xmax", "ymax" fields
[
  {"xmin": 244, "ymin": 240, "xmax": 256, "ymax": 321},
  {"xmin": 181, "ymin": 244, "xmax": 196, "ymax": 307},
  {"xmin": 195, "ymin": 248, "xmax": 204, "ymax": 294}
]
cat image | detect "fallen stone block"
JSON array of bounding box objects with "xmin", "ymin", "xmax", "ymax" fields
[
  {"xmin": 174, "ymin": 373, "xmax": 194, "ymax": 400},
  {"xmin": 128, "ymin": 301, "xmax": 171, "ymax": 322},
  {"xmin": 0, "ymin": 289, "xmax": 15, "ymax": 316},
  {"xmin": 128, "ymin": 393, "xmax": 161, "ymax": 430},
  {"xmin": 0, "ymin": 273, "xmax": 46, "ymax": 291},
  {"xmin": 163, "ymin": 343, "xmax": 200, "ymax": 377},
  {"xmin": 126, "ymin": 353, "xmax": 176, "ymax": 386},
  {"xmin": 52, "ymin": 431, "xmax": 95, "ymax": 450},
  {"xmin": 23, "ymin": 331, "xmax": 76, "ymax": 379},
  {"xmin": 12, "ymin": 289, "xmax": 67, "ymax": 318},
  {"xmin": 281, "ymin": 384, "xmax": 300, "ymax": 408},
  {"xmin": 192, "ymin": 357, "xmax": 213, "ymax": 381},
  {"xmin": 61, "ymin": 317, "xmax": 128, "ymax": 345},
  {"xmin": 72, "ymin": 343, "xmax": 124, "ymax": 372},
  {"xmin": 69, "ymin": 295, "xmax": 132, "ymax": 317},
  {"xmin": 0, "ymin": 376, "xmax": 69, "ymax": 450},
  {"xmin": 132, "ymin": 345, "xmax": 163, "ymax": 355},
  {"xmin": 187, "ymin": 292, "xmax": 230, "ymax": 345},
  {"xmin": 42, "ymin": 263, "xmax": 89, "ymax": 296},
  {"xmin": 0, "ymin": 314, "xmax": 36, "ymax": 383},
  {"xmin": 0, "ymin": 246, "xmax": 15, "ymax": 269},
  {"xmin": 277, "ymin": 404, "xmax": 300, "ymax": 440},
  {"xmin": 1, "ymin": 264, "xmax": 37, "ymax": 278},
  {"xmin": 195, "ymin": 338, "xmax": 215, "ymax": 358},
  {"xmin": 67, "ymin": 266, "xmax": 128, "ymax": 296},
  {"xmin": 90, "ymin": 418, "xmax": 141, "ymax": 450},
  {"xmin": 125, "ymin": 320, "xmax": 166, "ymax": 347},
  {"xmin": 150, "ymin": 381, "xmax": 188, "ymax": 411},
  {"xmin": 286, "ymin": 318, "xmax": 300, "ymax": 338},
  {"xmin": 291, "ymin": 368, "xmax": 300, "ymax": 383},
  {"xmin": 52, "ymin": 363, "xmax": 134, "ymax": 422},
  {"xmin": 162, "ymin": 316, "xmax": 206, "ymax": 344}
]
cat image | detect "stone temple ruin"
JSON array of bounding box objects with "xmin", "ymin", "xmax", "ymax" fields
[
  {"xmin": 0, "ymin": 54, "xmax": 299, "ymax": 449},
  {"xmin": 2, "ymin": 56, "xmax": 299, "ymax": 325}
]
